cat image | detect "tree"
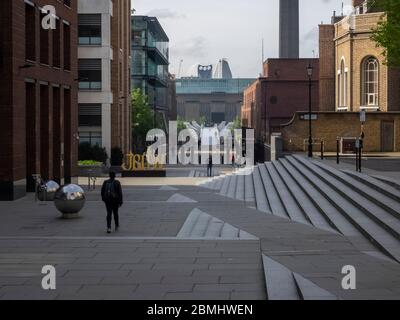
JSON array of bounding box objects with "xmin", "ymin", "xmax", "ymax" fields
[
  {"xmin": 371, "ymin": 0, "xmax": 400, "ymax": 66},
  {"xmin": 131, "ymin": 89, "xmax": 154, "ymax": 153},
  {"xmin": 177, "ymin": 116, "xmax": 187, "ymax": 133},
  {"xmin": 199, "ymin": 116, "xmax": 206, "ymax": 126},
  {"xmin": 233, "ymin": 116, "xmax": 242, "ymax": 130}
]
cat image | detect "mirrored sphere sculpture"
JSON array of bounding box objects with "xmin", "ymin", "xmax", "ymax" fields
[
  {"xmin": 38, "ymin": 180, "xmax": 60, "ymax": 201},
  {"xmin": 54, "ymin": 184, "xmax": 86, "ymax": 217}
]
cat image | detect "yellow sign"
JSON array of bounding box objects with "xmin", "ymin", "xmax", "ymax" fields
[{"xmin": 122, "ymin": 153, "xmax": 165, "ymax": 171}]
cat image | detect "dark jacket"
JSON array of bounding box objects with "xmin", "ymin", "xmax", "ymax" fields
[{"xmin": 101, "ymin": 179, "xmax": 123, "ymax": 205}]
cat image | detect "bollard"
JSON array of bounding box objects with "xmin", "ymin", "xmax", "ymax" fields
[
  {"xmin": 320, "ymin": 141, "xmax": 324, "ymax": 160},
  {"xmin": 336, "ymin": 138, "xmax": 340, "ymax": 164},
  {"xmin": 355, "ymin": 146, "xmax": 359, "ymax": 172},
  {"xmin": 359, "ymin": 143, "xmax": 363, "ymax": 173}
]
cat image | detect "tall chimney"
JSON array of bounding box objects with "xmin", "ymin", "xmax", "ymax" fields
[{"xmin": 279, "ymin": 0, "xmax": 300, "ymax": 59}]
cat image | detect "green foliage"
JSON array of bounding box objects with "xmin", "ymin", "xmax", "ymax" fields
[
  {"xmin": 371, "ymin": 0, "xmax": 400, "ymax": 66},
  {"xmin": 132, "ymin": 88, "xmax": 154, "ymax": 138},
  {"xmin": 199, "ymin": 116, "xmax": 206, "ymax": 126},
  {"xmin": 78, "ymin": 142, "xmax": 108, "ymax": 163},
  {"xmin": 233, "ymin": 116, "xmax": 242, "ymax": 129},
  {"xmin": 110, "ymin": 147, "xmax": 124, "ymax": 166},
  {"xmin": 177, "ymin": 116, "xmax": 187, "ymax": 133},
  {"xmin": 131, "ymin": 89, "xmax": 155, "ymax": 153},
  {"xmin": 78, "ymin": 160, "xmax": 102, "ymax": 166}
]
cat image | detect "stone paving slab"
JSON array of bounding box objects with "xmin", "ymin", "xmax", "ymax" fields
[
  {"xmin": 0, "ymin": 239, "xmax": 266, "ymax": 300},
  {"xmin": 1, "ymin": 184, "xmax": 400, "ymax": 300}
]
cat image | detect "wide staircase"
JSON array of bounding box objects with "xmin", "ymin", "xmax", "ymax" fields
[{"xmin": 200, "ymin": 154, "xmax": 400, "ymax": 263}]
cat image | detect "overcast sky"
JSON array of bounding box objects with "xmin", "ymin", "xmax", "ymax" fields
[{"xmin": 132, "ymin": 0, "xmax": 352, "ymax": 78}]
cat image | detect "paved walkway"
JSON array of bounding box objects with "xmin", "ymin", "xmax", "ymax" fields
[{"xmin": 1, "ymin": 180, "xmax": 400, "ymax": 300}]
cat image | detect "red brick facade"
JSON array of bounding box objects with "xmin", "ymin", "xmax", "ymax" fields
[
  {"xmin": 0, "ymin": 0, "xmax": 78, "ymax": 200},
  {"xmin": 242, "ymin": 59, "xmax": 319, "ymax": 143}
]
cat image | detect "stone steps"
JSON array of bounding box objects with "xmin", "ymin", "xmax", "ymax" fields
[
  {"xmin": 262, "ymin": 255, "xmax": 337, "ymax": 300},
  {"xmin": 265, "ymin": 162, "xmax": 310, "ymax": 225},
  {"xmin": 288, "ymin": 156, "xmax": 400, "ymax": 262},
  {"xmin": 293, "ymin": 156, "xmax": 400, "ymax": 241},
  {"xmin": 199, "ymin": 156, "xmax": 400, "ymax": 262},
  {"xmin": 274, "ymin": 160, "xmax": 339, "ymax": 234},
  {"xmin": 177, "ymin": 208, "xmax": 257, "ymax": 240},
  {"xmin": 258, "ymin": 164, "xmax": 289, "ymax": 219},
  {"xmin": 342, "ymin": 170, "xmax": 400, "ymax": 202},
  {"xmin": 372, "ymin": 175, "xmax": 400, "ymax": 191},
  {"xmin": 312, "ymin": 160, "xmax": 400, "ymax": 221}
]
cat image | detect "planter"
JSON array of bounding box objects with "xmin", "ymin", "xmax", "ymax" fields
[
  {"xmin": 122, "ymin": 170, "xmax": 166, "ymax": 178},
  {"xmin": 78, "ymin": 164, "xmax": 106, "ymax": 177}
]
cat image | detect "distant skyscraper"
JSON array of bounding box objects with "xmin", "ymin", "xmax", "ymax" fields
[
  {"xmin": 214, "ymin": 59, "xmax": 233, "ymax": 79},
  {"xmin": 279, "ymin": 0, "xmax": 299, "ymax": 59}
]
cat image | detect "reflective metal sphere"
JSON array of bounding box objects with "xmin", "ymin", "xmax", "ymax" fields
[
  {"xmin": 38, "ymin": 180, "xmax": 60, "ymax": 201},
  {"xmin": 54, "ymin": 184, "xmax": 86, "ymax": 216}
]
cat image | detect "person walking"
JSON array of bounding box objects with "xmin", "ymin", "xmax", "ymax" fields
[
  {"xmin": 207, "ymin": 155, "xmax": 213, "ymax": 177},
  {"xmin": 101, "ymin": 172, "xmax": 123, "ymax": 234}
]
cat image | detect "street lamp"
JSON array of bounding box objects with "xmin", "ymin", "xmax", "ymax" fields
[{"xmin": 307, "ymin": 63, "xmax": 313, "ymax": 158}]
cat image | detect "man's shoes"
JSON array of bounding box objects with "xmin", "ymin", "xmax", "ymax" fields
[
  {"xmin": 115, "ymin": 225, "xmax": 119, "ymax": 231},
  {"xmin": 107, "ymin": 228, "xmax": 111, "ymax": 234}
]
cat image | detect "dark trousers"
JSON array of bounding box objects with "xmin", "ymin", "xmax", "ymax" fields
[
  {"xmin": 105, "ymin": 202, "xmax": 120, "ymax": 229},
  {"xmin": 207, "ymin": 165, "xmax": 213, "ymax": 177}
]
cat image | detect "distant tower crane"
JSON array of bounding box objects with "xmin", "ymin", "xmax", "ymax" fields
[{"xmin": 177, "ymin": 59, "xmax": 183, "ymax": 78}]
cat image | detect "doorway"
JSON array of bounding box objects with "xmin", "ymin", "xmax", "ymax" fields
[{"xmin": 381, "ymin": 121, "xmax": 395, "ymax": 152}]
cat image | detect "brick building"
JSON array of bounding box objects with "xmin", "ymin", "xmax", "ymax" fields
[
  {"xmin": 0, "ymin": 0, "xmax": 78, "ymax": 200},
  {"xmin": 319, "ymin": 0, "xmax": 400, "ymax": 113},
  {"xmin": 241, "ymin": 59, "xmax": 319, "ymax": 143},
  {"xmin": 280, "ymin": 0, "xmax": 400, "ymax": 153},
  {"xmin": 281, "ymin": 111, "xmax": 400, "ymax": 153},
  {"xmin": 78, "ymin": 0, "xmax": 132, "ymax": 158}
]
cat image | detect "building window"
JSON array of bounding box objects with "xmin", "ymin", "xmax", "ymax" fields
[
  {"xmin": 40, "ymin": 11, "xmax": 49, "ymax": 64},
  {"xmin": 79, "ymin": 132, "xmax": 102, "ymax": 147},
  {"xmin": 79, "ymin": 104, "xmax": 102, "ymax": 127},
  {"xmin": 25, "ymin": 3, "xmax": 36, "ymax": 61},
  {"xmin": 361, "ymin": 57, "xmax": 379, "ymax": 107},
  {"xmin": 78, "ymin": 14, "xmax": 102, "ymax": 45},
  {"xmin": 53, "ymin": 18, "xmax": 61, "ymax": 68},
  {"xmin": 78, "ymin": 59, "xmax": 102, "ymax": 90},
  {"xmin": 63, "ymin": 22, "xmax": 71, "ymax": 70},
  {"xmin": 338, "ymin": 60, "xmax": 348, "ymax": 109}
]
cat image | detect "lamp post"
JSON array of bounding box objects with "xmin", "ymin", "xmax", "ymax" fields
[{"xmin": 307, "ymin": 63, "xmax": 313, "ymax": 158}]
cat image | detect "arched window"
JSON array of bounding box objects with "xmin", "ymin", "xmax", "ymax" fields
[
  {"xmin": 361, "ymin": 57, "xmax": 379, "ymax": 107},
  {"xmin": 338, "ymin": 60, "xmax": 348, "ymax": 110}
]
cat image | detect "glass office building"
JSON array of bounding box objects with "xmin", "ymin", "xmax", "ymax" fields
[{"xmin": 131, "ymin": 16, "xmax": 169, "ymax": 120}]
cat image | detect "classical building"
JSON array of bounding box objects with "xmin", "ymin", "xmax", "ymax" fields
[
  {"xmin": 131, "ymin": 15, "xmax": 171, "ymax": 129},
  {"xmin": 0, "ymin": 0, "xmax": 78, "ymax": 200},
  {"xmin": 241, "ymin": 59, "xmax": 319, "ymax": 143},
  {"xmin": 320, "ymin": 0, "xmax": 400, "ymax": 113},
  {"xmin": 281, "ymin": 0, "xmax": 400, "ymax": 153},
  {"xmin": 77, "ymin": 0, "xmax": 131, "ymax": 157}
]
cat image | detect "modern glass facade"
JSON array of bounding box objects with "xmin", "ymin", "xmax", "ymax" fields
[
  {"xmin": 176, "ymin": 78, "xmax": 255, "ymax": 95},
  {"xmin": 131, "ymin": 16, "xmax": 169, "ymax": 111}
]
